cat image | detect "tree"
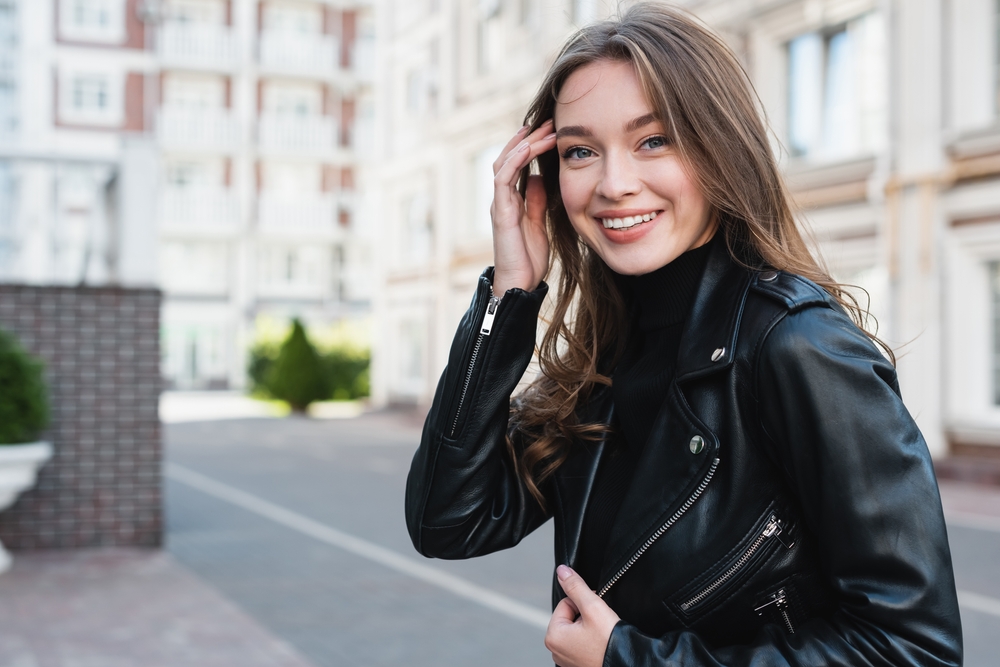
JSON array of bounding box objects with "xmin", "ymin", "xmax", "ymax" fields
[{"xmin": 266, "ymin": 319, "xmax": 329, "ymax": 413}]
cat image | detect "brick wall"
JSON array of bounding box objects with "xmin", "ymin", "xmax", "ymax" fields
[{"xmin": 0, "ymin": 285, "xmax": 162, "ymax": 549}]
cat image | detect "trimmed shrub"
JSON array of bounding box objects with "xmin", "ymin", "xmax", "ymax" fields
[
  {"xmin": 247, "ymin": 321, "xmax": 371, "ymax": 404},
  {"xmin": 323, "ymin": 349, "xmax": 371, "ymax": 400},
  {"xmin": 247, "ymin": 341, "xmax": 279, "ymax": 397},
  {"xmin": 266, "ymin": 319, "xmax": 329, "ymax": 412},
  {"xmin": 0, "ymin": 328, "xmax": 50, "ymax": 444}
]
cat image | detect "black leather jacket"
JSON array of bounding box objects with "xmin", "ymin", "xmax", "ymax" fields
[{"xmin": 405, "ymin": 240, "xmax": 962, "ymax": 666}]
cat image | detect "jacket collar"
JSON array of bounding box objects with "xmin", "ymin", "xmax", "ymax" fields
[{"xmin": 674, "ymin": 234, "xmax": 753, "ymax": 382}]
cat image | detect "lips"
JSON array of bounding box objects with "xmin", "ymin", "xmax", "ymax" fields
[
  {"xmin": 595, "ymin": 210, "xmax": 662, "ymax": 230},
  {"xmin": 591, "ymin": 209, "xmax": 661, "ymax": 244}
]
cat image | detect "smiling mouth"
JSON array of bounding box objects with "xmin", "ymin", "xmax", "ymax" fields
[{"xmin": 597, "ymin": 211, "xmax": 662, "ymax": 230}]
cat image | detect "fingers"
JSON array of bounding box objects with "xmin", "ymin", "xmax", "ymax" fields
[
  {"xmin": 524, "ymin": 174, "xmax": 547, "ymax": 225},
  {"xmin": 493, "ymin": 131, "xmax": 556, "ymax": 195},
  {"xmin": 549, "ymin": 596, "xmax": 579, "ymax": 626},
  {"xmin": 556, "ymin": 565, "xmax": 600, "ymax": 615},
  {"xmin": 493, "ymin": 119, "xmax": 555, "ymax": 176},
  {"xmin": 493, "ymin": 125, "xmax": 530, "ymax": 174}
]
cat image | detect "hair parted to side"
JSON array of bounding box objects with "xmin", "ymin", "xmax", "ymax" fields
[{"xmin": 508, "ymin": 2, "xmax": 889, "ymax": 509}]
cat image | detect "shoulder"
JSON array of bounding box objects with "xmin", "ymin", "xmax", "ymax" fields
[{"xmin": 742, "ymin": 270, "xmax": 890, "ymax": 378}]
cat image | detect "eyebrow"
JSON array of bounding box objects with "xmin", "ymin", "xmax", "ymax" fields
[{"xmin": 555, "ymin": 113, "xmax": 660, "ymax": 140}]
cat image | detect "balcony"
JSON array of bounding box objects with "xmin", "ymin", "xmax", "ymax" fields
[
  {"xmin": 157, "ymin": 106, "xmax": 238, "ymax": 153},
  {"xmin": 257, "ymin": 192, "xmax": 340, "ymax": 238},
  {"xmin": 258, "ymin": 113, "xmax": 339, "ymax": 156},
  {"xmin": 158, "ymin": 23, "xmax": 238, "ymax": 71},
  {"xmin": 259, "ymin": 31, "xmax": 340, "ymax": 78},
  {"xmin": 159, "ymin": 187, "xmax": 241, "ymax": 236}
]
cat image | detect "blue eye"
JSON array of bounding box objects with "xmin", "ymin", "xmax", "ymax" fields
[
  {"xmin": 642, "ymin": 135, "xmax": 669, "ymax": 149},
  {"xmin": 562, "ymin": 146, "xmax": 594, "ymax": 160}
]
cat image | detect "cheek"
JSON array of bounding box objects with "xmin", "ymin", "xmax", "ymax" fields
[{"xmin": 558, "ymin": 170, "xmax": 589, "ymax": 215}]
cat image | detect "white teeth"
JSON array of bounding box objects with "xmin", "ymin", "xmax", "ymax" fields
[{"xmin": 599, "ymin": 211, "xmax": 659, "ymax": 229}]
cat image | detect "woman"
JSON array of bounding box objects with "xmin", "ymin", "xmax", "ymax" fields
[{"xmin": 404, "ymin": 4, "xmax": 962, "ymax": 666}]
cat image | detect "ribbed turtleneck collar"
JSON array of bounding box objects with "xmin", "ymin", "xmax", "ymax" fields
[{"xmin": 616, "ymin": 237, "xmax": 714, "ymax": 333}]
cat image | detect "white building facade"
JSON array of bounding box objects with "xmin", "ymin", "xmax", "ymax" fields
[
  {"xmin": 0, "ymin": 0, "xmax": 375, "ymax": 390},
  {"xmin": 371, "ymin": 0, "xmax": 1000, "ymax": 460}
]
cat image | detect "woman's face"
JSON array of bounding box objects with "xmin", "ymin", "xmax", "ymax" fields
[{"xmin": 554, "ymin": 59, "xmax": 716, "ymax": 275}]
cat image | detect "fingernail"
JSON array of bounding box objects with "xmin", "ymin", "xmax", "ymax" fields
[
  {"xmin": 545, "ymin": 133, "xmax": 556, "ymax": 140},
  {"xmin": 556, "ymin": 565, "xmax": 572, "ymax": 581},
  {"xmin": 518, "ymin": 141, "xmax": 530, "ymax": 152},
  {"xmin": 518, "ymin": 124, "xmax": 529, "ymax": 133}
]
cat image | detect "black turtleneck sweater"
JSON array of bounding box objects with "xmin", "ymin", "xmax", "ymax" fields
[{"xmin": 575, "ymin": 240, "xmax": 713, "ymax": 588}]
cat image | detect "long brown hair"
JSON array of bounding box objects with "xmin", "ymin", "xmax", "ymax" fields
[{"xmin": 510, "ymin": 3, "xmax": 886, "ymax": 508}]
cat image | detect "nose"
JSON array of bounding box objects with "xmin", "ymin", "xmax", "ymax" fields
[{"xmin": 595, "ymin": 149, "xmax": 641, "ymax": 201}]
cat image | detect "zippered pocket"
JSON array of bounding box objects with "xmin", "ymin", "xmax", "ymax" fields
[
  {"xmin": 755, "ymin": 587, "xmax": 796, "ymax": 634},
  {"xmin": 449, "ymin": 293, "xmax": 501, "ymax": 438},
  {"xmin": 666, "ymin": 507, "xmax": 794, "ymax": 623}
]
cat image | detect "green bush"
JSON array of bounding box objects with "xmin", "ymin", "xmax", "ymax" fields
[
  {"xmin": 247, "ymin": 320, "xmax": 371, "ymax": 406},
  {"xmin": 323, "ymin": 349, "xmax": 371, "ymax": 400},
  {"xmin": 0, "ymin": 328, "xmax": 50, "ymax": 445},
  {"xmin": 247, "ymin": 341, "xmax": 279, "ymax": 397},
  {"xmin": 267, "ymin": 319, "xmax": 329, "ymax": 412}
]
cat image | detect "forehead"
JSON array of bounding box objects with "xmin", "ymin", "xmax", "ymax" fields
[{"xmin": 554, "ymin": 60, "xmax": 655, "ymax": 127}]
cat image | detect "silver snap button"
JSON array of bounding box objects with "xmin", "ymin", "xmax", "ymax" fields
[
  {"xmin": 711, "ymin": 347, "xmax": 725, "ymax": 362},
  {"xmin": 760, "ymin": 270, "xmax": 778, "ymax": 282},
  {"xmin": 689, "ymin": 435, "xmax": 705, "ymax": 454}
]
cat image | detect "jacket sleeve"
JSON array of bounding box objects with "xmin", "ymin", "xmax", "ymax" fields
[
  {"xmin": 405, "ymin": 269, "xmax": 551, "ymax": 560},
  {"xmin": 602, "ymin": 304, "xmax": 963, "ymax": 667}
]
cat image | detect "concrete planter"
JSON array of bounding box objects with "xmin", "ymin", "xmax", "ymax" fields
[{"xmin": 0, "ymin": 442, "xmax": 53, "ymax": 573}]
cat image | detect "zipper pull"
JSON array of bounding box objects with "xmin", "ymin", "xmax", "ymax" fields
[
  {"xmin": 754, "ymin": 588, "xmax": 787, "ymax": 615},
  {"xmin": 763, "ymin": 515, "xmax": 795, "ymax": 549},
  {"xmin": 480, "ymin": 295, "xmax": 501, "ymax": 336}
]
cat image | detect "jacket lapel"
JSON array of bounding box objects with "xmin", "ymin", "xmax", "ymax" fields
[{"xmin": 597, "ymin": 237, "xmax": 753, "ymax": 588}]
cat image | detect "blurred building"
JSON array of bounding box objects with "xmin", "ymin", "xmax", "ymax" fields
[
  {"xmin": 370, "ymin": 0, "xmax": 1000, "ymax": 459},
  {"xmin": 0, "ymin": 0, "xmax": 375, "ymax": 390}
]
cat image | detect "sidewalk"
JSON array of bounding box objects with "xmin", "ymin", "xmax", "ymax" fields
[{"xmin": 0, "ymin": 548, "xmax": 318, "ymax": 667}]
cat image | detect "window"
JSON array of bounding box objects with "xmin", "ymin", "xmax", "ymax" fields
[
  {"xmin": 262, "ymin": 81, "xmax": 322, "ymax": 116},
  {"xmin": 477, "ymin": 0, "xmax": 503, "ymax": 74},
  {"xmin": 59, "ymin": 70, "xmax": 123, "ymax": 126},
  {"xmin": 0, "ymin": 1, "xmax": 16, "ymax": 139},
  {"xmin": 262, "ymin": 2, "xmax": 322, "ymax": 34},
  {"xmin": 257, "ymin": 245, "xmax": 327, "ymax": 291},
  {"xmin": 162, "ymin": 73, "xmax": 226, "ymax": 109},
  {"xmin": 787, "ymin": 12, "xmax": 886, "ymax": 162},
  {"xmin": 401, "ymin": 192, "xmax": 433, "ymax": 264},
  {"xmin": 59, "ymin": 0, "xmax": 125, "ymax": 44},
  {"xmin": 161, "ymin": 241, "xmax": 230, "ymax": 294},
  {"xmin": 167, "ymin": 0, "xmax": 227, "ymax": 25}
]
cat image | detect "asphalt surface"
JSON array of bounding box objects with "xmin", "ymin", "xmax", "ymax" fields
[{"xmin": 164, "ymin": 414, "xmax": 1000, "ymax": 667}]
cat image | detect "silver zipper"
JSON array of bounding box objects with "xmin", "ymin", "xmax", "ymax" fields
[
  {"xmin": 679, "ymin": 515, "xmax": 783, "ymax": 612},
  {"xmin": 597, "ymin": 457, "xmax": 720, "ymax": 599},
  {"xmin": 449, "ymin": 294, "xmax": 501, "ymax": 437},
  {"xmin": 754, "ymin": 588, "xmax": 795, "ymax": 634}
]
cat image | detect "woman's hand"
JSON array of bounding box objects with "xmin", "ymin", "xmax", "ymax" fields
[
  {"xmin": 491, "ymin": 120, "xmax": 557, "ymax": 295},
  {"xmin": 545, "ymin": 565, "xmax": 621, "ymax": 667}
]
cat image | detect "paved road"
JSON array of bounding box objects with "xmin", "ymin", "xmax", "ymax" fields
[{"xmin": 165, "ymin": 414, "xmax": 1000, "ymax": 667}]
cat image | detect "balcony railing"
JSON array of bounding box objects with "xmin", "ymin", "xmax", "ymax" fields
[
  {"xmin": 259, "ymin": 31, "xmax": 339, "ymax": 76},
  {"xmin": 258, "ymin": 113, "xmax": 337, "ymax": 155},
  {"xmin": 258, "ymin": 192, "xmax": 340, "ymax": 237},
  {"xmin": 157, "ymin": 106, "xmax": 238, "ymax": 152},
  {"xmin": 160, "ymin": 187, "xmax": 241, "ymax": 233},
  {"xmin": 158, "ymin": 22, "xmax": 238, "ymax": 70}
]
